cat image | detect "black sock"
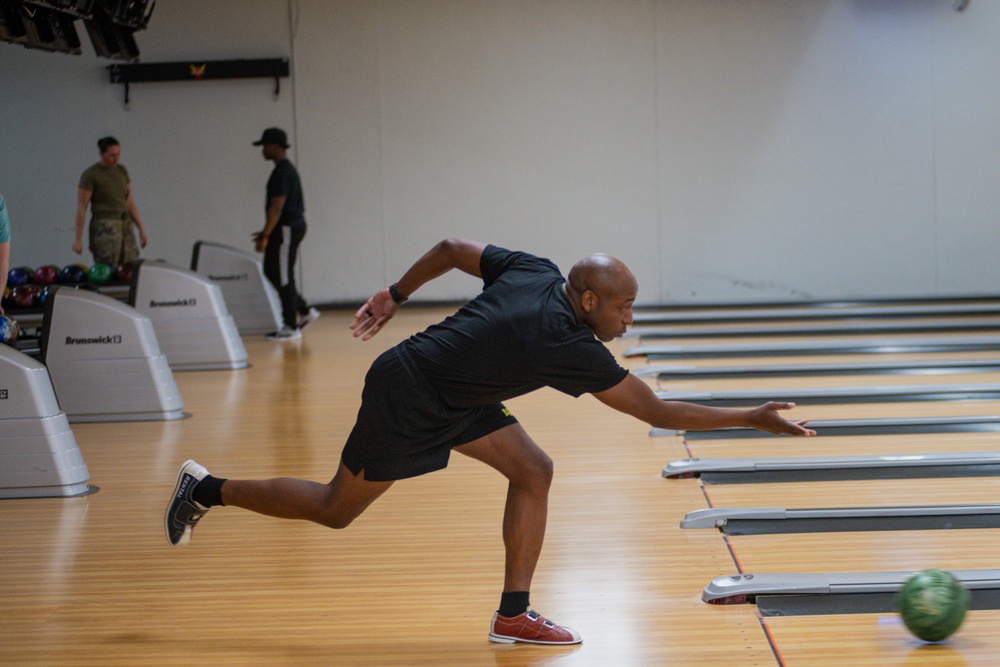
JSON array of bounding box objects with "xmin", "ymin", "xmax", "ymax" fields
[
  {"xmin": 192, "ymin": 475, "xmax": 226, "ymax": 508},
  {"xmin": 498, "ymin": 591, "xmax": 530, "ymax": 618}
]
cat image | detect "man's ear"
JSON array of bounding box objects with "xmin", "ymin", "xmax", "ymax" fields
[{"xmin": 581, "ymin": 290, "xmax": 597, "ymax": 313}]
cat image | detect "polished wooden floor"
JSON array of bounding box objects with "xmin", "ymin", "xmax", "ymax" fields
[{"xmin": 3, "ymin": 308, "xmax": 1000, "ymax": 665}]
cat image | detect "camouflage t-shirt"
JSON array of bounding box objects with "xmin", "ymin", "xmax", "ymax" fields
[{"xmin": 79, "ymin": 163, "xmax": 131, "ymax": 219}]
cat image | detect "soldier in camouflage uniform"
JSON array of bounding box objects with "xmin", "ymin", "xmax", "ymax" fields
[{"xmin": 74, "ymin": 136, "xmax": 148, "ymax": 266}]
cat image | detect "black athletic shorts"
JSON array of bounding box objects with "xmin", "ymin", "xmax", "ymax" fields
[{"xmin": 341, "ymin": 346, "xmax": 519, "ymax": 481}]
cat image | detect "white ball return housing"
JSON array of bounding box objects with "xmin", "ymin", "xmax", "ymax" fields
[
  {"xmin": 190, "ymin": 240, "xmax": 283, "ymax": 335},
  {"xmin": 40, "ymin": 287, "xmax": 186, "ymax": 422},
  {"xmin": 129, "ymin": 259, "xmax": 248, "ymax": 371},
  {"xmin": 0, "ymin": 344, "xmax": 91, "ymax": 498}
]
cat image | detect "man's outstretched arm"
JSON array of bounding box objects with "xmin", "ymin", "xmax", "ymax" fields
[
  {"xmin": 351, "ymin": 238, "xmax": 487, "ymax": 340},
  {"xmin": 593, "ymin": 373, "xmax": 816, "ymax": 436}
]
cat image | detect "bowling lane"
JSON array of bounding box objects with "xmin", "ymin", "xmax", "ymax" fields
[
  {"xmin": 642, "ymin": 373, "xmax": 1000, "ymax": 426},
  {"xmin": 630, "ymin": 329, "xmax": 1000, "ymax": 348},
  {"xmin": 625, "ymin": 349, "xmax": 1000, "ymax": 371},
  {"xmin": 677, "ymin": 437, "xmax": 1000, "ymax": 660},
  {"xmin": 688, "ymin": 398, "xmax": 1000, "ymax": 422},
  {"xmin": 637, "ymin": 310, "xmax": 1000, "ymax": 662},
  {"xmin": 719, "ymin": 527, "xmax": 1000, "ymax": 573},
  {"xmin": 634, "ymin": 299, "xmax": 1000, "ymax": 318},
  {"xmin": 680, "ymin": 431, "xmax": 1000, "ymax": 461},
  {"xmin": 763, "ymin": 610, "xmax": 1000, "ymax": 666},
  {"xmin": 701, "ymin": 475, "xmax": 1000, "ymax": 510},
  {"xmin": 669, "ymin": 462, "xmax": 1000, "ymax": 660},
  {"xmin": 630, "ymin": 314, "xmax": 1000, "ymax": 337},
  {"xmin": 657, "ymin": 370, "xmax": 1000, "ymax": 392},
  {"xmin": 626, "ymin": 331, "xmax": 1000, "ymax": 364}
]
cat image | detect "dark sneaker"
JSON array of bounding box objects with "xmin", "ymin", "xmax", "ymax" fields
[
  {"xmin": 298, "ymin": 307, "xmax": 321, "ymax": 329},
  {"xmin": 266, "ymin": 326, "xmax": 302, "ymax": 341},
  {"xmin": 165, "ymin": 460, "xmax": 210, "ymax": 547},
  {"xmin": 488, "ymin": 609, "xmax": 582, "ymax": 645}
]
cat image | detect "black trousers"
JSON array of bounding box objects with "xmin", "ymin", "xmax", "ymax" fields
[{"xmin": 262, "ymin": 223, "xmax": 309, "ymax": 328}]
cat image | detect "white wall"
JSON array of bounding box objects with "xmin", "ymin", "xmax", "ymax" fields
[
  {"xmin": 1, "ymin": 0, "xmax": 998, "ymax": 304},
  {"xmin": 0, "ymin": 0, "xmax": 294, "ymax": 284}
]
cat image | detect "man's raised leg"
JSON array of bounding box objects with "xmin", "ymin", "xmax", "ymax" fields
[{"xmin": 165, "ymin": 460, "xmax": 393, "ymax": 546}]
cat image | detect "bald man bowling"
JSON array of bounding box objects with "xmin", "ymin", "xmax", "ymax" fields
[{"xmin": 166, "ymin": 238, "xmax": 814, "ymax": 644}]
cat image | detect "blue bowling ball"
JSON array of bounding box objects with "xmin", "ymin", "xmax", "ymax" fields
[
  {"xmin": 7, "ymin": 266, "xmax": 32, "ymax": 288},
  {"xmin": 58, "ymin": 264, "xmax": 87, "ymax": 285},
  {"xmin": 37, "ymin": 285, "xmax": 56, "ymax": 308},
  {"xmin": 0, "ymin": 315, "xmax": 19, "ymax": 344}
]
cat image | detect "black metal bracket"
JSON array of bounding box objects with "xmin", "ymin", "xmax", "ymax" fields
[{"xmin": 107, "ymin": 57, "xmax": 289, "ymax": 105}]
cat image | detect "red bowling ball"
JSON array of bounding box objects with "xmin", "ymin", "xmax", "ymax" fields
[
  {"xmin": 32, "ymin": 265, "xmax": 60, "ymax": 286},
  {"xmin": 114, "ymin": 262, "xmax": 134, "ymax": 284},
  {"xmin": 10, "ymin": 285, "xmax": 39, "ymax": 309}
]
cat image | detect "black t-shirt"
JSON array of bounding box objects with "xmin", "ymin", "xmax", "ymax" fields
[
  {"xmin": 403, "ymin": 245, "xmax": 629, "ymax": 409},
  {"xmin": 266, "ymin": 159, "xmax": 305, "ymax": 225}
]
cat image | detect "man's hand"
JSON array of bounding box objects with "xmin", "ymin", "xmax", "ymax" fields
[
  {"xmin": 746, "ymin": 401, "xmax": 816, "ymax": 436},
  {"xmin": 252, "ymin": 231, "xmax": 268, "ymax": 254},
  {"xmin": 595, "ymin": 374, "xmax": 817, "ymax": 436},
  {"xmin": 348, "ymin": 239, "xmax": 484, "ymax": 341},
  {"xmin": 350, "ymin": 288, "xmax": 398, "ymax": 341}
]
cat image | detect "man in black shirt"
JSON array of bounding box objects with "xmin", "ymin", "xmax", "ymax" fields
[
  {"xmin": 166, "ymin": 238, "xmax": 814, "ymax": 644},
  {"xmin": 252, "ymin": 127, "xmax": 319, "ymax": 340}
]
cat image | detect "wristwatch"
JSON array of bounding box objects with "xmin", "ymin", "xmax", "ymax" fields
[{"xmin": 388, "ymin": 283, "xmax": 408, "ymax": 305}]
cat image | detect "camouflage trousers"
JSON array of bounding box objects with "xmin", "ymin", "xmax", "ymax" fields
[{"xmin": 89, "ymin": 217, "xmax": 140, "ymax": 267}]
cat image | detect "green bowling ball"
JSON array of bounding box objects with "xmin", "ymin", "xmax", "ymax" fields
[
  {"xmin": 86, "ymin": 263, "xmax": 114, "ymax": 285},
  {"xmin": 896, "ymin": 569, "xmax": 969, "ymax": 642}
]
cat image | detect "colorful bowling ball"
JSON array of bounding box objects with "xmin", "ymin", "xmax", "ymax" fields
[
  {"xmin": 0, "ymin": 315, "xmax": 19, "ymax": 344},
  {"xmin": 1, "ymin": 286, "xmax": 10, "ymax": 310},
  {"xmin": 10, "ymin": 285, "xmax": 39, "ymax": 309},
  {"xmin": 59, "ymin": 264, "xmax": 87, "ymax": 285},
  {"xmin": 114, "ymin": 262, "xmax": 134, "ymax": 284},
  {"xmin": 86, "ymin": 263, "xmax": 114, "ymax": 285},
  {"xmin": 896, "ymin": 569, "xmax": 969, "ymax": 642},
  {"xmin": 7, "ymin": 266, "xmax": 32, "ymax": 287},
  {"xmin": 37, "ymin": 285, "xmax": 56, "ymax": 308},
  {"xmin": 32, "ymin": 265, "xmax": 60, "ymax": 286}
]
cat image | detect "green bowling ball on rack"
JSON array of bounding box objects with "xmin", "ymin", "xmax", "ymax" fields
[
  {"xmin": 896, "ymin": 569, "xmax": 969, "ymax": 642},
  {"xmin": 86, "ymin": 263, "xmax": 114, "ymax": 285}
]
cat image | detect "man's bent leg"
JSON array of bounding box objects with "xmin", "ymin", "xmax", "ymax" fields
[
  {"xmin": 454, "ymin": 423, "xmax": 552, "ymax": 592},
  {"xmin": 454, "ymin": 424, "xmax": 581, "ymax": 645}
]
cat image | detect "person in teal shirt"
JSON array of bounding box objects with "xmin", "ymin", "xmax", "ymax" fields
[{"xmin": 0, "ymin": 194, "xmax": 10, "ymax": 316}]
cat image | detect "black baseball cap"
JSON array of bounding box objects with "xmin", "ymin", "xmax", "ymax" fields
[{"xmin": 252, "ymin": 127, "xmax": 290, "ymax": 148}]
